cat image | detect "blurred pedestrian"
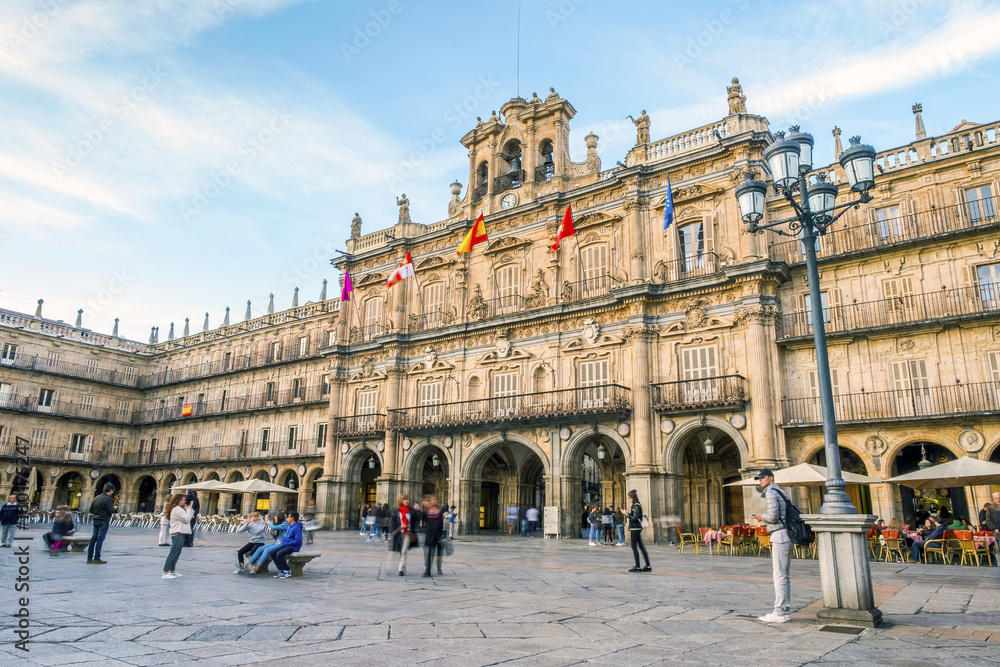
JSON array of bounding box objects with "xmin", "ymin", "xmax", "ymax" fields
[
  {"xmin": 156, "ymin": 504, "xmax": 170, "ymax": 546},
  {"xmin": 390, "ymin": 495, "xmax": 421, "ymax": 576},
  {"xmin": 185, "ymin": 490, "xmax": 200, "ymax": 547},
  {"xmin": 447, "ymin": 505, "xmax": 458, "ymax": 539},
  {"xmin": 601, "ymin": 506, "xmax": 614, "ymax": 545},
  {"xmin": 162, "ymin": 494, "xmax": 192, "ymax": 579},
  {"xmin": 1, "ymin": 494, "xmax": 19, "ymax": 547},
  {"xmin": 422, "ymin": 495, "xmax": 445, "ymax": 577},
  {"xmin": 526, "ymin": 506, "xmax": 539, "ymax": 537}
]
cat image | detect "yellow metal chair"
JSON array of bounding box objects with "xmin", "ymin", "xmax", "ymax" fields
[
  {"xmin": 923, "ymin": 537, "xmax": 950, "ymax": 564},
  {"xmin": 678, "ymin": 530, "xmax": 701, "ymax": 554},
  {"xmin": 756, "ymin": 528, "xmax": 772, "ymax": 557}
]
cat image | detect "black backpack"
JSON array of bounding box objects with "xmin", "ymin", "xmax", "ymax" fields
[{"xmin": 773, "ymin": 489, "xmax": 815, "ymax": 546}]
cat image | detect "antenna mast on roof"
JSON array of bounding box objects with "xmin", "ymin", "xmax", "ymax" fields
[{"xmin": 516, "ymin": 7, "xmax": 520, "ymax": 98}]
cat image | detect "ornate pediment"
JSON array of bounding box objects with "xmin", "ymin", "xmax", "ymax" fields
[
  {"xmin": 355, "ymin": 272, "xmax": 386, "ymax": 288},
  {"xmin": 485, "ymin": 235, "xmax": 531, "ymax": 255},
  {"xmin": 407, "ymin": 359, "xmax": 456, "ymax": 375},
  {"xmin": 575, "ymin": 211, "xmax": 622, "ymax": 230},
  {"xmin": 476, "ymin": 348, "xmax": 532, "ymax": 365},
  {"xmin": 414, "ymin": 255, "xmax": 457, "ymax": 272}
]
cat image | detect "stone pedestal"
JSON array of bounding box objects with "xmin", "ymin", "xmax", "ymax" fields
[{"xmin": 803, "ymin": 513, "xmax": 882, "ymax": 628}]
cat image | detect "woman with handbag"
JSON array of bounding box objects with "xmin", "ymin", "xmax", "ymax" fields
[
  {"xmin": 621, "ymin": 490, "xmax": 651, "ymax": 573},
  {"xmin": 389, "ymin": 495, "xmax": 421, "ymax": 576},
  {"xmin": 422, "ymin": 495, "xmax": 446, "ymax": 577}
]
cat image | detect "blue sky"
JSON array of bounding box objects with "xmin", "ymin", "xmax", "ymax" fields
[{"xmin": 2, "ymin": 0, "xmax": 1000, "ymax": 339}]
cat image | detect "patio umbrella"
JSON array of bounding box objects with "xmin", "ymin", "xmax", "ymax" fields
[
  {"xmin": 224, "ymin": 479, "xmax": 296, "ymax": 494},
  {"xmin": 25, "ymin": 467, "xmax": 38, "ymax": 505},
  {"xmin": 883, "ymin": 457, "xmax": 1000, "ymax": 489},
  {"xmin": 170, "ymin": 479, "xmax": 234, "ymax": 492},
  {"xmin": 724, "ymin": 463, "xmax": 881, "ymax": 487}
]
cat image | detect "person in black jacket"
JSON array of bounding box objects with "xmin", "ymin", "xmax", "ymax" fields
[
  {"xmin": 620, "ymin": 490, "xmax": 651, "ymax": 573},
  {"xmin": 87, "ymin": 483, "xmax": 116, "ymax": 564},
  {"xmin": 422, "ymin": 495, "xmax": 446, "ymax": 577},
  {"xmin": 185, "ymin": 491, "xmax": 200, "ymax": 547},
  {"xmin": 1, "ymin": 495, "xmax": 20, "ymax": 547}
]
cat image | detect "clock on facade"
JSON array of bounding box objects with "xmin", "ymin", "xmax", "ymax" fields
[{"xmin": 500, "ymin": 193, "xmax": 518, "ymax": 210}]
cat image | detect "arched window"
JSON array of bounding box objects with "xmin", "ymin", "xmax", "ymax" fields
[
  {"xmin": 537, "ymin": 139, "xmax": 554, "ymax": 182},
  {"xmin": 497, "ymin": 140, "xmax": 523, "ymax": 192},
  {"xmin": 474, "ymin": 162, "xmax": 489, "ymax": 201}
]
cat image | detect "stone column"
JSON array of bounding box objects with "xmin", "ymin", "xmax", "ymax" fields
[
  {"xmin": 316, "ymin": 376, "xmax": 345, "ymax": 528},
  {"xmin": 804, "ymin": 513, "xmax": 883, "ymax": 627},
  {"xmin": 39, "ymin": 484, "xmax": 56, "ymax": 512},
  {"xmin": 219, "ymin": 492, "xmax": 232, "ymax": 515},
  {"xmin": 738, "ymin": 304, "xmax": 780, "ymax": 466},
  {"xmin": 241, "ymin": 493, "xmax": 254, "ymax": 515},
  {"xmin": 625, "ymin": 324, "xmax": 656, "ymax": 468},
  {"xmin": 624, "ymin": 196, "xmax": 649, "ymax": 285}
]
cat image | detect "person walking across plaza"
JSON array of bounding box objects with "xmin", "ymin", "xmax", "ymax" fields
[
  {"xmin": 587, "ymin": 506, "xmax": 600, "ymax": 545},
  {"xmin": 754, "ymin": 469, "xmax": 791, "ymax": 623},
  {"xmin": 526, "ymin": 506, "xmax": 539, "ymax": 537},
  {"xmin": 162, "ymin": 494, "xmax": 192, "ymax": 579},
  {"xmin": 87, "ymin": 483, "xmax": 116, "ymax": 564},
  {"xmin": 1, "ymin": 494, "xmax": 19, "ymax": 547},
  {"xmin": 270, "ymin": 512, "xmax": 303, "ymax": 579},
  {"xmin": 447, "ymin": 505, "xmax": 458, "ymax": 539},
  {"xmin": 390, "ymin": 495, "xmax": 420, "ymax": 576},
  {"xmin": 185, "ymin": 490, "xmax": 200, "ymax": 547},
  {"xmin": 422, "ymin": 495, "xmax": 445, "ymax": 577},
  {"xmin": 601, "ymin": 506, "xmax": 614, "ymax": 545},
  {"xmin": 621, "ymin": 490, "xmax": 651, "ymax": 572}
]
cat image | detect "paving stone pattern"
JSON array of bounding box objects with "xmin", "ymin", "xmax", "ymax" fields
[{"xmin": 1, "ymin": 527, "xmax": 998, "ymax": 665}]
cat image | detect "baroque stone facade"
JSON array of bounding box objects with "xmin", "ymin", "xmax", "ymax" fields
[{"xmin": 3, "ymin": 86, "xmax": 999, "ymax": 539}]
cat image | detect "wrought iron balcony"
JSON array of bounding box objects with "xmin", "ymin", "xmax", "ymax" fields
[
  {"xmin": 348, "ymin": 324, "xmax": 384, "ymax": 344},
  {"xmin": 651, "ymin": 252, "xmax": 721, "ymax": 284},
  {"xmin": 408, "ymin": 311, "xmax": 453, "ymax": 333},
  {"xmin": 782, "ymin": 381, "xmax": 1000, "ymax": 426},
  {"xmin": 493, "ymin": 169, "xmax": 525, "ymax": 194},
  {"xmin": 779, "ymin": 283, "xmax": 1000, "ymax": 340},
  {"xmin": 651, "ymin": 375, "xmax": 747, "ymax": 411},
  {"xmin": 0, "ymin": 347, "xmax": 142, "ymax": 388},
  {"xmin": 0, "ymin": 392, "xmax": 134, "ymax": 424},
  {"xmin": 389, "ymin": 384, "xmax": 631, "ymax": 431},
  {"xmin": 472, "ymin": 183, "xmax": 488, "ymax": 202},
  {"xmin": 560, "ymin": 275, "xmax": 616, "ymax": 301},
  {"xmin": 120, "ymin": 439, "xmax": 323, "ymax": 466},
  {"xmin": 330, "ymin": 413, "xmax": 386, "ymax": 437},
  {"xmin": 0, "ymin": 440, "xmax": 126, "ymax": 466},
  {"xmin": 768, "ymin": 196, "xmax": 998, "ymax": 265},
  {"xmin": 136, "ymin": 384, "xmax": 327, "ymax": 424},
  {"xmin": 468, "ymin": 294, "xmax": 528, "ymax": 320},
  {"xmin": 534, "ymin": 164, "xmax": 554, "ymax": 183}
]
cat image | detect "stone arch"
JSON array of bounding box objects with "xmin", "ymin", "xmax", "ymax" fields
[
  {"xmin": 341, "ymin": 443, "xmax": 384, "ymax": 479},
  {"xmin": 401, "ymin": 436, "xmax": 455, "ymax": 480},
  {"xmin": 462, "ymin": 432, "xmax": 550, "ymax": 479},
  {"xmin": 226, "ymin": 470, "xmax": 245, "ymax": 483},
  {"xmin": 884, "ymin": 435, "xmax": 964, "ymax": 471},
  {"xmin": 987, "ymin": 438, "xmax": 1000, "ymax": 463},
  {"xmin": 133, "ymin": 475, "xmax": 158, "ymax": 512},
  {"xmin": 798, "ymin": 442, "xmax": 873, "ymax": 476},
  {"xmin": 562, "ymin": 425, "xmax": 633, "ymax": 473},
  {"xmin": 662, "ymin": 416, "xmax": 749, "ymax": 474},
  {"xmin": 181, "ymin": 471, "xmax": 198, "ymax": 486}
]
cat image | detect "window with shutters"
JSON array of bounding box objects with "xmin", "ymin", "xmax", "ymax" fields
[
  {"xmin": 86, "ymin": 359, "xmax": 99, "ymax": 378},
  {"xmin": 989, "ymin": 351, "xmax": 1000, "ymax": 383},
  {"xmin": 265, "ymin": 382, "xmax": 276, "ymax": 404},
  {"xmin": 223, "ymin": 352, "xmax": 232, "ymax": 371},
  {"xmin": 181, "ymin": 363, "xmax": 190, "ymax": 380},
  {"xmin": 891, "ymin": 359, "xmax": 932, "ymax": 416},
  {"xmin": 80, "ymin": 394, "xmax": 94, "ymax": 415},
  {"xmin": 292, "ymin": 378, "xmax": 303, "ymax": 399},
  {"xmin": 496, "ymin": 264, "xmax": 520, "ymax": 310},
  {"xmin": 876, "ymin": 205, "xmax": 903, "ymax": 240},
  {"xmin": 808, "ymin": 369, "xmax": 841, "ymax": 422},
  {"xmin": 580, "ymin": 244, "xmax": 609, "ymax": 293},
  {"xmin": 418, "ymin": 381, "xmax": 443, "ymax": 424},
  {"xmin": 492, "ymin": 371, "xmax": 519, "ymax": 416},
  {"xmin": 189, "ymin": 433, "xmax": 200, "ymax": 452},
  {"xmin": 315, "ymin": 422, "xmax": 327, "ymax": 449},
  {"xmin": 122, "ymin": 365, "xmax": 136, "ymax": 385},
  {"xmin": 287, "ymin": 425, "xmax": 299, "ymax": 451},
  {"xmin": 202, "ymin": 357, "xmax": 210, "ymax": 376},
  {"xmin": 424, "ymin": 283, "xmax": 446, "ymax": 327},
  {"xmin": 321, "ymin": 375, "xmax": 330, "ymax": 396},
  {"xmin": 882, "ymin": 277, "xmax": 916, "ymax": 316},
  {"xmin": 211, "ymin": 431, "xmax": 222, "ymax": 457},
  {"xmin": 0, "ymin": 382, "xmax": 13, "ymax": 408},
  {"xmin": 1, "ymin": 342, "xmax": 16, "ymax": 365},
  {"xmin": 578, "ymin": 359, "xmax": 610, "ymax": 407},
  {"xmin": 116, "ymin": 400, "xmax": 130, "ymax": 421},
  {"xmin": 237, "ymin": 429, "xmax": 248, "ymax": 457},
  {"xmin": 327, "ymin": 330, "xmax": 336, "ymax": 346},
  {"xmin": 298, "ymin": 336, "xmax": 308, "ymax": 358},
  {"xmin": 268, "ymin": 341, "xmax": 282, "ymax": 363},
  {"xmin": 260, "ymin": 427, "xmax": 271, "ymax": 452},
  {"xmin": 966, "ymin": 185, "xmax": 995, "ymax": 223},
  {"xmin": 357, "ymin": 389, "xmax": 378, "ymax": 430},
  {"xmin": 800, "ymin": 290, "xmax": 839, "ymax": 328},
  {"xmin": 37, "ymin": 388, "xmax": 54, "ymax": 411},
  {"xmin": 30, "ymin": 429, "xmax": 47, "ymax": 448},
  {"xmin": 363, "ymin": 297, "xmax": 383, "ymax": 335},
  {"xmin": 681, "ymin": 346, "xmax": 718, "ymax": 403},
  {"xmin": 46, "ymin": 351, "xmax": 59, "ymax": 368},
  {"xmin": 69, "ymin": 433, "xmax": 87, "ymax": 455},
  {"xmin": 678, "ymin": 221, "xmax": 705, "ymax": 272},
  {"xmin": 977, "ymin": 263, "xmax": 1000, "ymax": 310},
  {"xmin": 109, "ymin": 437, "xmax": 125, "ymax": 458}
]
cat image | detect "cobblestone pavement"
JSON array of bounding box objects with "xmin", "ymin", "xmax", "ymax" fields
[{"xmin": 1, "ymin": 526, "xmax": 998, "ymax": 666}]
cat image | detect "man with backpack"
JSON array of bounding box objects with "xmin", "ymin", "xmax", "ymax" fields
[{"xmin": 754, "ymin": 469, "xmax": 792, "ymax": 624}]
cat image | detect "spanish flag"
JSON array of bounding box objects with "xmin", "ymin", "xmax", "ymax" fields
[
  {"xmin": 457, "ymin": 214, "xmax": 489, "ymax": 255},
  {"xmin": 181, "ymin": 404, "xmax": 193, "ymax": 417},
  {"xmin": 551, "ymin": 205, "xmax": 575, "ymax": 251}
]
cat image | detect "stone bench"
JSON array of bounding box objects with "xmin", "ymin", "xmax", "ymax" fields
[
  {"xmin": 256, "ymin": 552, "xmax": 321, "ymax": 577},
  {"xmin": 63, "ymin": 536, "xmax": 92, "ymax": 554}
]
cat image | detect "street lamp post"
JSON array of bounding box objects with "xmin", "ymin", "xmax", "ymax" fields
[{"xmin": 735, "ymin": 127, "xmax": 883, "ymax": 627}]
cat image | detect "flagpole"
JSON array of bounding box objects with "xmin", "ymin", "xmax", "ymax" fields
[
  {"xmin": 574, "ymin": 235, "xmax": 590, "ymax": 299},
  {"xmin": 411, "ymin": 258, "xmax": 427, "ymax": 324},
  {"xmin": 488, "ymin": 249, "xmax": 504, "ymax": 316}
]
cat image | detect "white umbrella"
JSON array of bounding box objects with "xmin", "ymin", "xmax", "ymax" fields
[
  {"xmin": 883, "ymin": 457, "xmax": 1000, "ymax": 489},
  {"xmin": 724, "ymin": 463, "xmax": 881, "ymax": 487},
  {"xmin": 224, "ymin": 479, "xmax": 296, "ymax": 494},
  {"xmin": 170, "ymin": 479, "xmax": 234, "ymax": 492}
]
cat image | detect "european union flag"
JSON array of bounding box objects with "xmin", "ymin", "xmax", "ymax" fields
[{"xmin": 663, "ymin": 176, "xmax": 675, "ymax": 230}]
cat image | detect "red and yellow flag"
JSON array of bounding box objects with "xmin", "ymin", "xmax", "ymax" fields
[
  {"xmin": 457, "ymin": 214, "xmax": 489, "ymax": 255},
  {"xmin": 181, "ymin": 404, "xmax": 193, "ymax": 417},
  {"xmin": 551, "ymin": 205, "xmax": 575, "ymax": 251}
]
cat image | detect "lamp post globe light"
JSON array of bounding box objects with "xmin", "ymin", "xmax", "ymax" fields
[{"xmin": 735, "ymin": 126, "xmax": 882, "ymax": 628}]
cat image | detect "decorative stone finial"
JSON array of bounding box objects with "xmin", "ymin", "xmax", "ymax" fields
[
  {"xmin": 245, "ymin": 300, "xmax": 252, "ymax": 321},
  {"xmin": 149, "ymin": 327, "xmax": 156, "ymax": 343},
  {"xmin": 75, "ymin": 309, "xmax": 83, "ymax": 328},
  {"xmin": 182, "ymin": 318, "xmax": 190, "ymax": 338},
  {"xmin": 167, "ymin": 322, "xmax": 175, "ymax": 340},
  {"xmin": 202, "ymin": 312, "xmax": 209, "ymax": 332},
  {"xmin": 152, "ymin": 326, "xmax": 159, "ymax": 344},
  {"xmin": 222, "ymin": 307, "xmax": 230, "ymax": 326},
  {"xmin": 832, "ymin": 126, "xmax": 843, "ymax": 161},
  {"xmin": 292, "ymin": 287, "xmax": 299, "ymax": 308},
  {"xmin": 319, "ymin": 280, "xmax": 327, "ymax": 302},
  {"xmin": 34, "ymin": 299, "xmax": 43, "ymax": 319},
  {"xmin": 267, "ymin": 293, "xmax": 274, "ymax": 315},
  {"xmin": 112, "ymin": 318, "xmax": 119, "ymax": 337},
  {"xmin": 912, "ymin": 102, "xmax": 926, "ymax": 140}
]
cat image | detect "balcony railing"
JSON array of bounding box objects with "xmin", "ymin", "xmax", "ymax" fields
[
  {"xmin": 136, "ymin": 384, "xmax": 327, "ymax": 424},
  {"xmin": 768, "ymin": 196, "xmax": 998, "ymax": 265},
  {"xmin": 782, "ymin": 381, "xmax": 1000, "ymax": 426},
  {"xmin": 472, "ymin": 183, "xmax": 487, "ymax": 202},
  {"xmin": 408, "ymin": 311, "xmax": 453, "ymax": 333},
  {"xmin": 0, "ymin": 347, "xmax": 142, "ymax": 388},
  {"xmin": 652, "ymin": 253, "xmax": 721, "ymax": 284},
  {"xmin": 470, "ymin": 294, "xmax": 528, "ymax": 320},
  {"xmin": 389, "ymin": 384, "xmax": 631, "ymax": 431},
  {"xmin": 534, "ymin": 164, "xmax": 554, "ymax": 183},
  {"xmin": 349, "ymin": 324, "xmax": 384, "ymax": 344},
  {"xmin": 651, "ymin": 375, "xmax": 746, "ymax": 410},
  {"xmin": 0, "ymin": 440, "xmax": 126, "ymax": 465},
  {"xmin": 0, "ymin": 393, "xmax": 134, "ymax": 424},
  {"xmin": 494, "ymin": 169, "xmax": 525, "ymax": 194},
  {"xmin": 779, "ymin": 283, "xmax": 1000, "ymax": 340},
  {"xmin": 120, "ymin": 439, "xmax": 323, "ymax": 466},
  {"xmin": 143, "ymin": 346, "xmax": 324, "ymax": 388},
  {"xmin": 561, "ymin": 275, "xmax": 616, "ymax": 301},
  {"xmin": 331, "ymin": 413, "xmax": 386, "ymax": 437}
]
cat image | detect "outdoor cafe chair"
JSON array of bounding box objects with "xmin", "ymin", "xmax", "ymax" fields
[
  {"xmin": 954, "ymin": 530, "xmax": 983, "ymax": 566},
  {"xmin": 718, "ymin": 526, "xmax": 736, "ymax": 555},
  {"xmin": 923, "ymin": 531, "xmax": 952, "ymax": 564},
  {"xmin": 879, "ymin": 530, "xmax": 906, "ymax": 563},
  {"xmin": 677, "ymin": 528, "xmax": 701, "ymax": 554},
  {"xmin": 699, "ymin": 527, "xmax": 718, "ymax": 555},
  {"xmin": 755, "ymin": 526, "xmax": 771, "ymax": 557}
]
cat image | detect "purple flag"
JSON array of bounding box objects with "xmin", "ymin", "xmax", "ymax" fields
[{"xmin": 340, "ymin": 271, "xmax": 354, "ymax": 302}]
